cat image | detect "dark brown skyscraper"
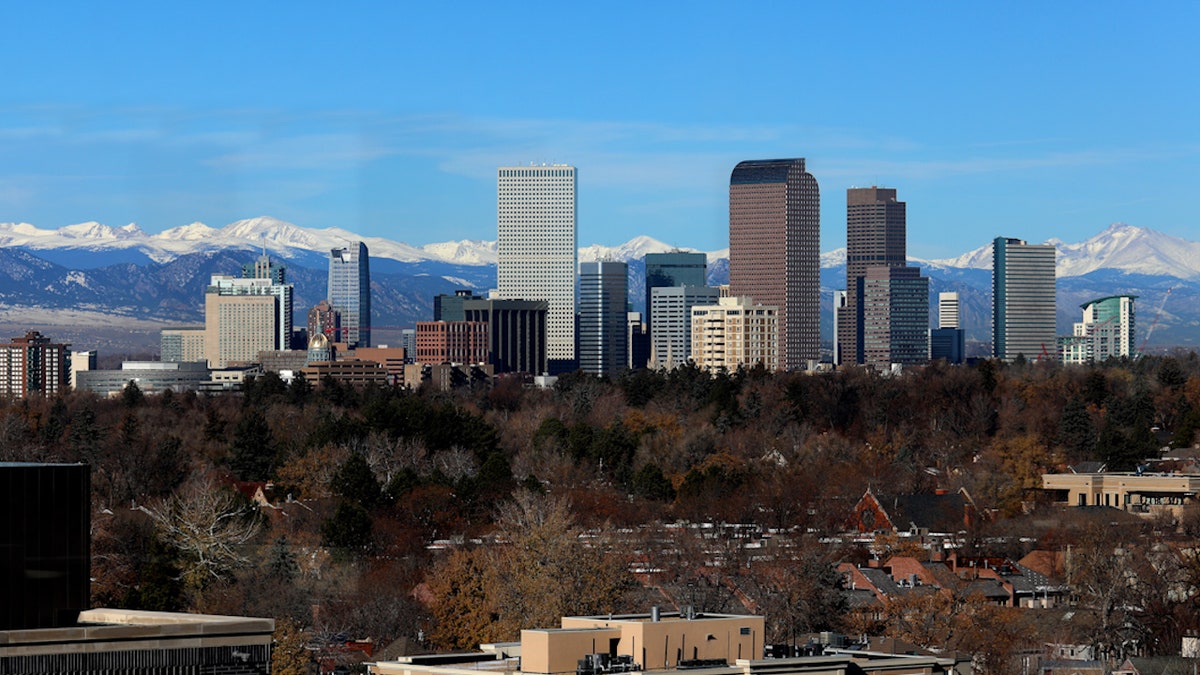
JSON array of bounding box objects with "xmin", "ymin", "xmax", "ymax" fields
[
  {"xmin": 839, "ymin": 187, "xmax": 907, "ymax": 365},
  {"xmin": 729, "ymin": 159, "xmax": 820, "ymax": 370}
]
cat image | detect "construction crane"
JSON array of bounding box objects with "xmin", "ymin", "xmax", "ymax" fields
[{"xmin": 1138, "ymin": 286, "xmax": 1176, "ymax": 356}]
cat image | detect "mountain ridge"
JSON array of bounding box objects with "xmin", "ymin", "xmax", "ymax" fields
[{"xmin": 3, "ymin": 217, "xmax": 1197, "ymax": 280}]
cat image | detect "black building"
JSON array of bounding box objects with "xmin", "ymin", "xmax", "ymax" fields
[{"xmin": 0, "ymin": 462, "xmax": 90, "ymax": 631}]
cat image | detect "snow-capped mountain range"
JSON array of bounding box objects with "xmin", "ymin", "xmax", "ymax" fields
[
  {"xmin": 0, "ymin": 216, "xmax": 1197, "ymax": 352},
  {"xmin": 0, "ymin": 217, "xmax": 1194, "ymax": 280}
]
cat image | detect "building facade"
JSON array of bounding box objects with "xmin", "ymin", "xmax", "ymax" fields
[
  {"xmin": 203, "ymin": 278, "xmax": 282, "ymax": 369},
  {"xmin": 993, "ymin": 237, "xmax": 1057, "ymax": 361},
  {"xmin": 831, "ymin": 290, "xmax": 848, "ymax": 367},
  {"xmin": 930, "ymin": 328, "xmax": 966, "ymax": 364},
  {"xmin": 840, "ymin": 187, "xmax": 908, "ymax": 366},
  {"xmin": 644, "ymin": 251, "xmax": 707, "ymax": 333},
  {"xmin": 691, "ymin": 297, "xmax": 779, "ymax": 373},
  {"xmin": 75, "ymin": 362, "xmax": 214, "ymax": 396},
  {"xmin": 0, "ymin": 331, "xmax": 70, "ymax": 398},
  {"xmin": 729, "ymin": 159, "xmax": 819, "ymax": 370},
  {"xmin": 160, "ymin": 327, "xmax": 206, "ymax": 363},
  {"xmin": 307, "ymin": 299, "xmax": 341, "ymax": 344},
  {"xmin": 462, "ymin": 298, "xmax": 549, "ymax": 375},
  {"xmin": 414, "ymin": 321, "xmax": 490, "ymax": 365},
  {"xmin": 862, "ymin": 266, "xmax": 929, "ymax": 367},
  {"xmin": 627, "ymin": 311, "xmax": 650, "ymax": 369},
  {"xmin": 1061, "ymin": 295, "xmax": 1137, "ymax": 364},
  {"xmin": 938, "ymin": 291, "xmax": 960, "ymax": 329},
  {"xmin": 497, "ymin": 165, "xmax": 576, "ymax": 372},
  {"xmin": 329, "ymin": 242, "xmax": 371, "ymax": 348},
  {"xmin": 0, "ymin": 462, "xmax": 89, "ymax": 631},
  {"xmin": 649, "ymin": 285, "xmax": 720, "ymax": 369},
  {"xmin": 69, "ymin": 350, "xmax": 96, "ymax": 390},
  {"xmin": 578, "ymin": 261, "xmax": 628, "ymax": 377}
]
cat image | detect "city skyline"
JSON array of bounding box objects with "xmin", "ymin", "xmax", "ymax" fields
[{"xmin": 0, "ymin": 4, "xmax": 1196, "ymax": 258}]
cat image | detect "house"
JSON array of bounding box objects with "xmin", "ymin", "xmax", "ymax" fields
[{"xmin": 849, "ymin": 488, "xmax": 978, "ymax": 535}]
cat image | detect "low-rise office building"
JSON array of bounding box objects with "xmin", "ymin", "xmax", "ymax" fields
[
  {"xmin": 75, "ymin": 361, "xmax": 213, "ymax": 395},
  {"xmin": 1042, "ymin": 471, "xmax": 1200, "ymax": 517}
]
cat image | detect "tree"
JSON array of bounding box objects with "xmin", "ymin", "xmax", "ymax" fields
[
  {"xmin": 122, "ymin": 380, "xmax": 144, "ymax": 407},
  {"xmin": 631, "ymin": 463, "xmax": 675, "ymax": 502},
  {"xmin": 426, "ymin": 493, "xmax": 632, "ymax": 648},
  {"xmin": 427, "ymin": 547, "xmax": 502, "ymax": 650},
  {"xmin": 272, "ymin": 616, "xmax": 312, "ymax": 675},
  {"xmin": 124, "ymin": 531, "xmax": 185, "ymax": 612},
  {"xmin": 1058, "ymin": 396, "xmax": 1096, "ymax": 458},
  {"xmin": 321, "ymin": 500, "xmax": 373, "ymax": 552},
  {"xmin": 229, "ymin": 408, "xmax": 276, "ymax": 481},
  {"xmin": 753, "ymin": 545, "xmax": 847, "ymax": 644},
  {"xmin": 142, "ymin": 478, "xmax": 262, "ymax": 592},
  {"xmin": 264, "ymin": 535, "xmax": 299, "ymax": 583},
  {"xmin": 331, "ymin": 452, "xmax": 382, "ymax": 508}
]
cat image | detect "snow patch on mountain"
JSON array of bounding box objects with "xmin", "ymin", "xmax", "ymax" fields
[{"xmin": 422, "ymin": 240, "xmax": 497, "ymax": 266}]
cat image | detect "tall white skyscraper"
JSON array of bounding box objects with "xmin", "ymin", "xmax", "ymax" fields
[
  {"xmin": 938, "ymin": 292, "xmax": 960, "ymax": 329},
  {"xmin": 497, "ymin": 165, "xmax": 577, "ymax": 371}
]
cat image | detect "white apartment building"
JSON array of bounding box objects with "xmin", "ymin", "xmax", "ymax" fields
[
  {"xmin": 650, "ymin": 285, "xmax": 720, "ymax": 369},
  {"xmin": 497, "ymin": 165, "xmax": 577, "ymax": 371},
  {"xmin": 691, "ymin": 297, "xmax": 779, "ymax": 373}
]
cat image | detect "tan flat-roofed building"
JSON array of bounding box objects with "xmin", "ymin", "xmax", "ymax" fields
[
  {"xmin": 1042, "ymin": 472, "xmax": 1200, "ymax": 516},
  {"xmin": 372, "ymin": 612, "xmax": 763, "ymax": 675},
  {"xmin": 370, "ymin": 612, "xmax": 967, "ymax": 675}
]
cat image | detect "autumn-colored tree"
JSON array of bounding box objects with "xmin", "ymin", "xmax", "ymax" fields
[
  {"xmin": 426, "ymin": 492, "xmax": 633, "ymax": 648},
  {"xmin": 427, "ymin": 546, "xmax": 503, "ymax": 650},
  {"xmin": 271, "ymin": 616, "xmax": 312, "ymax": 675},
  {"xmin": 489, "ymin": 493, "xmax": 633, "ymax": 634}
]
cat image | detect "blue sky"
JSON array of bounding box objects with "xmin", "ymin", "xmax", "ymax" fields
[{"xmin": 1, "ymin": 2, "xmax": 1196, "ymax": 258}]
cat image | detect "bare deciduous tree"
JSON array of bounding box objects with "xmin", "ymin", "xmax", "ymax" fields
[{"xmin": 141, "ymin": 477, "xmax": 261, "ymax": 590}]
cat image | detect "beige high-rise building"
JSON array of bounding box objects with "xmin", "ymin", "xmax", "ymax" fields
[
  {"xmin": 160, "ymin": 328, "xmax": 206, "ymax": 362},
  {"xmin": 204, "ymin": 284, "xmax": 278, "ymax": 369},
  {"xmin": 691, "ymin": 297, "xmax": 779, "ymax": 373}
]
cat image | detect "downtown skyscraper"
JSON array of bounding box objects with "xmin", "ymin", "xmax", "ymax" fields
[
  {"xmin": 497, "ymin": 164, "xmax": 576, "ymax": 372},
  {"xmin": 328, "ymin": 242, "xmax": 371, "ymax": 348},
  {"xmin": 993, "ymin": 236, "xmax": 1057, "ymax": 361},
  {"xmin": 728, "ymin": 159, "xmax": 820, "ymax": 370},
  {"xmin": 839, "ymin": 187, "xmax": 909, "ymax": 366},
  {"xmin": 579, "ymin": 261, "xmax": 628, "ymax": 377}
]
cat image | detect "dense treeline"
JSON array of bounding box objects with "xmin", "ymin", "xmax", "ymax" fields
[{"xmin": 6, "ymin": 353, "xmax": 1200, "ymax": 662}]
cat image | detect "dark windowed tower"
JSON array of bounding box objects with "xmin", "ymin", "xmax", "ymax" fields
[
  {"xmin": 728, "ymin": 159, "xmax": 820, "ymax": 370},
  {"xmin": 840, "ymin": 187, "xmax": 907, "ymax": 366}
]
